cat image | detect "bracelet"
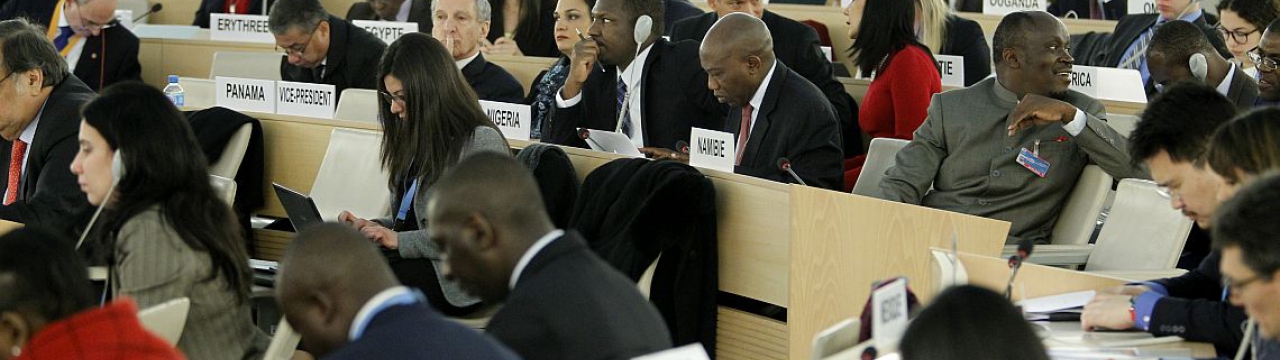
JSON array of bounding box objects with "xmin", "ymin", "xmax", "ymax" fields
[{"xmin": 1129, "ymin": 306, "xmax": 1136, "ymax": 323}]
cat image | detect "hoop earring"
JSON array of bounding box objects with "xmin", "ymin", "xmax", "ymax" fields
[{"xmin": 10, "ymin": 345, "xmax": 20, "ymax": 356}]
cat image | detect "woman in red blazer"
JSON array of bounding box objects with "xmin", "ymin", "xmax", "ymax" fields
[{"xmin": 843, "ymin": 0, "xmax": 942, "ymax": 192}]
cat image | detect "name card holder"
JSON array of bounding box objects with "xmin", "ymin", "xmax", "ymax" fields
[
  {"xmin": 983, "ymin": 0, "xmax": 1045, "ymax": 15},
  {"xmin": 1068, "ymin": 65, "xmax": 1147, "ymax": 103},
  {"xmin": 276, "ymin": 81, "xmax": 336, "ymax": 119},
  {"xmin": 871, "ymin": 277, "xmax": 909, "ymax": 350},
  {"xmin": 216, "ymin": 76, "xmax": 277, "ymax": 113},
  {"xmin": 210, "ymin": 14, "xmax": 274, "ymax": 43},
  {"xmin": 479, "ymin": 100, "xmax": 532, "ymax": 141},
  {"xmin": 689, "ymin": 128, "xmax": 735, "ymax": 173},
  {"xmin": 353, "ymin": 20, "xmax": 420, "ymax": 44},
  {"xmin": 935, "ymin": 55, "xmax": 965, "ymax": 88},
  {"xmin": 1129, "ymin": 0, "xmax": 1157, "ymax": 15}
]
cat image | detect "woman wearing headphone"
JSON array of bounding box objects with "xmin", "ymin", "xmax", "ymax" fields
[
  {"xmin": 338, "ymin": 33, "xmax": 511, "ymax": 316},
  {"xmin": 69, "ymin": 82, "xmax": 269, "ymax": 359}
]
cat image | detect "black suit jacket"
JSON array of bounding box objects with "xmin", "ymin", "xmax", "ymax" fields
[
  {"xmin": 1223, "ymin": 64, "xmax": 1260, "ymax": 112},
  {"xmin": 940, "ymin": 15, "xmax": 991, "ymax": 87},
  {"xmin": 729, "ymin": 63, "xmax": 843, "ymax": 190},
  {"xmin": 1098, "ymin": 13, "xmax": 1230, "ymax": 68},
  {"xmin": 1150, "ymin": 250, "xmax": 1248, "ymax": 354},
  {"xmin": 326, "ymin": 300, "xmax": 519, "ymax": 360},
  {"xmin": 0, "ymin": 75, "xmax": 94, "ymax": 229},
  {"xmin": 487, "ymin": 231, "xmax": 673, "ymax": 360},
  {"xmin": 663, "ymin": 0, "xmax": 704, "ymax": 35},
  {"xmin": 463, "ymin": 53, "xmax": 525, "ymax": 103},
  {"xmin": 545, "ymin": 39, "xmax": 728, "ymax": 151},
  {"xmin": 671, "ymin": 11, "xmax": 860, "ymax": 156},
  {"xmin": 279, "ymin": 15, "xmax": 385, "ymax": 100},
  {"xmin": 193, "ymin": 0, "xmax": 272, "ymax": 28},
  {"xmin": 344, "ymin": 0, "xmax": 432, "ymax": 35},
  {"xmin": 0, "ymin": 0, "xmax": 141, "ymax": 91}
]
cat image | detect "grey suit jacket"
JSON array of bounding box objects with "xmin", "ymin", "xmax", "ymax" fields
[
  {"xmin": 880, "ymin": 77, "xmax": 1148, "ymax": 244},
  {"xmin": 113, "ymin": 207, "xmax": 269, "ymax": 360},
  {"xmin": 378, "ymin": 126, "xmax": 510, "ymax": 307},
  {"xmin": 1223, "ymin": 64, "xmax": 1259, "ymax": 112}
]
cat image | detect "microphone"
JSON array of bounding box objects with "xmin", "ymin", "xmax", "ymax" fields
[
  {"xmin": 133, "ymin": 3, "xmax": 163, "ymax": 22},
  {"xmin": 675, "ymin": 140, "xmax": 690, "ymax": 154},
  {"xmin": 1004, "ymin": 239, "xmax": 1035, "ymax": 300},
  {"xmin": 776, "ymin": 158, "xmax": 807, "ymax": 186}
]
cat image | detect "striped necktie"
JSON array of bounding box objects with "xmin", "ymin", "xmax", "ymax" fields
[
  {"xmin": 52, "ymin": 26, "xmax": 74, "ymax": 53},
  {"xmin": 617, "ymin": 78, "xmax": 632, "ymax": 138},
  {"xmin": 1119, "ymin": 24, "xmax": 1157, "ymax": 70}
]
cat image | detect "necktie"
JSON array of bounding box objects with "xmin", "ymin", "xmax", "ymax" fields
[
  {"xmin": 735, "ymin": 105, "xmax": 753, "ymax": 166},
  {"xmin": 5, "ymin": 140, "xmax": 28, "ymax": 206},
  {"xmin": 1089, "ymin": 0, "xmax": 1103, "ymax": 19},
  {"xmin": 1119, "ymin": 24, "xmax": 1157, "ymax": 70},
  {"xmin": 52, "ymin": 26, "xmax": 74, "ymax": 53},
  {"xmin": 616, "ymin": 78, "xmax": 632, "ymax": 138},
  {"xmin": 312, "ymin": 64, "xmax": 326, "ymax": 81}
]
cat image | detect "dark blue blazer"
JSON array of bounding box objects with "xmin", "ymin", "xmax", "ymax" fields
[
  {"xmin": 463, "ymin": 53, "xmax": 525, "ymax": 103},
  {"xmin": 323, "ymin": 301, "xmax": 519, "ymax": 360}
]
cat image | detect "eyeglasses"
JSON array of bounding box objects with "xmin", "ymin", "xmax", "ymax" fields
[
  {"xmin": 1217, "ymin": 26, "xmax": 1260, "ymax": 45},
  {"xmin": 1248, "ymin": 48, "xmax": 1280, "ymax": 72},
  {"xmin": 380, "ymin": 91, "xmax": 407, "ymax": 106},
  {"xmin": 1223, "ymin": 274, "xmax": 1267, "ymax": 294},
  {"xmin": 276, "ymin": 27, "xmax": 318, "ymax": 56}
]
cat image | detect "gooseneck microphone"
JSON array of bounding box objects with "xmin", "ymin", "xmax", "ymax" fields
[
  {"xmin": 133, "ymin": 3, "xmax": 163, "ymax": 22},
  {"xmin": 776, "ymin": 158, "xmax": 807, "ymax": 186},
  {"xmin": 675, "ymin": 140, "xmax": 690, "ymax": 155},
  {"xmin": 1004, "ymin": 239, "xmax": 1035, "ymax": 300}
]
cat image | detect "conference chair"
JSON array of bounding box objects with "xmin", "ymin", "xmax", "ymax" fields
[
  {"xmin": 262, "ymin": 318, "xmax": 302, "ymax": 360},
  {"xmin": 211, "ymin": 52, "xmax": 284, "ymax": 81},
  {"xmin": 178, "ymin": 77, "xmax": 216, "ymax": 108},
  {"xmin": 309, "ymin": 129, "xmax": 391, "ymax": 221},
  {"xmin": 334, "ymin": 89, "xmax": 379, "ymax": 123},
  {"xmin": 209, "ymin": 124, "xmax": 253, "ymax": 179},
  {"xmin": 1105, "ymin": 113, "xmax": 1140, "ymax": 138},
  {"xmin": 136, "ymin": 297, "xmax": 192, "ymax": 346},
  {"xmin": 210, "ymin": 175, "xmax": 238, "ymax": 206},
  {"xmin": 1083, "ymin": 179, "xmax": 1193, "ymax": 279},
  {"xmin": 1004, "ymin": 165, "xmax": 1112, "ymax": 265},
  {"xmin": 851, "ymin": 138, "xmax": 910, "ymax": 199}
]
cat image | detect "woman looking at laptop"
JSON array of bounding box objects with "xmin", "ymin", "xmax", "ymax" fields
[
  {"xmin": 70, "ymin": 82, "xmax": 269, "ymax": 359},
  {"xmin": 338, "ymin": 32, "xmax": 511, "ymax": 316}
]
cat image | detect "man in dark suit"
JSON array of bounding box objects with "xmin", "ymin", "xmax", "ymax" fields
[
  {"xmin": 1251, "ymin": 20, "xmax": 1280, "ymax": 106},
  {"xmin": 644, "ymin": 13, "xmax": 842, "ymax": 190},
  {"xmin": 345, "ymin": 0, "xmax": 432, "ymax": 35},
  {"xmin": 1093, "ymin": 0, "xmax": 1230, "ymax": 86},
  {"xmin": 546, "ymin": 0, "xmax": 726, "ymax": 152},
  {"xmin": 1214, "ymin": 174, "xmax": 1280, "ymax": 358},
  {"xmin": 1081, "ymin": 83, "xmax": 1247, "ymax": 355},
  {"xmin": 426, "ymin": 152, "xmax": 673, "ymax": 360},
  {"xmin": 1147, "ymin": 20, "xmax": 1258, "ymax": 110},
  {"xmin": 276, "ymin": 223, "xmax": 519, "ymax": 360},
  {"xmin": 0, "ymin": 0, "xmax": 142, "ymax": 92},
  {"xmin": 663, "ymin": 0, "xmax": 703, "ymax": 34},
  {"xmin": 432, "ymin": 0, "xmax": 524, "ymax": 102},
  {"xmin": 670, "ymin": 0, "xmax": 859, "ymax": 158},
  {"xmin": 194, "ymin": 0, "xmax": 272, "ymax": 28},
  {"xmin": 0, "ymin": 19, "xmax": 93, "ymax": 230},
  {"xmin": 270, "ymin": 0, "xmax": 385, "ymax": 99}
]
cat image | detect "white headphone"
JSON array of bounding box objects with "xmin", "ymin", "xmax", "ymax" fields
[
  {"xmin": 110, "ymin": 150, "xmax": 125, "ymax": 185},
  {"xmin": 633, "ymin": 14, "xmax": 653, "ymax": 47},
  {"xmin": 1190, "ymin": 53, "xmax": 1209, "ymax": 81}
]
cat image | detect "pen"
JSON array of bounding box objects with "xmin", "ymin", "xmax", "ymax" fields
[{"xmin": 575, "ymin": 29, "xmax": 604, "ymax": 73}]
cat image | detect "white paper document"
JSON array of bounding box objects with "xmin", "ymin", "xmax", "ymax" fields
[
  {"xmin": 581, "ymin": 128, "xmax": 643, "ymax": 157},
  {"xmin": 1018, "ymin": 290, "xmax": 1095, "ymax": 313}
]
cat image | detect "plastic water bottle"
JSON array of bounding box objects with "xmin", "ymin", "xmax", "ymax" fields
[{"xmin": 163, "ymin": 75, "xmax": 185, "ymax": 107}]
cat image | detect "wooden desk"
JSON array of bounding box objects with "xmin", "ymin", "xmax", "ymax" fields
[{"xmin": 227, "ymin": 107, "xmax": 1012, "ymax": 360}]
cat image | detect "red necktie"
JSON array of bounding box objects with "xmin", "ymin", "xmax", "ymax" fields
[
  {"xmin": 224, "ymin": 0, "xmax": 250, "ymax": 14},
  {"xmin": 735, "ymin": 105, "xmax": 753, "ymax": 166},
  {"xmin": 6, "ymin": 140, "xmax": 28, "ymax": 206}
]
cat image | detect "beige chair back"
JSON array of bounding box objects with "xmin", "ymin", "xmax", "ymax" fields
[
  {"xmin": 211, "ymin": 52, "xmax": 284, "ymax": 81},
  {"xmin": 310, "ymin": 129, "xmax": 391, "ymax": 221},
  {"xmin": 851, "ymin": 137, "xmax": 910, "ymax": 199},
  {"xmin": 335, "ymin": 89, "xmax": 380, "ymax": 123},
  {"xmin": 136, "ymin": 297, "xmax": 191, "ymax": 346},
  {"xmin": 1086, "ymin": 179, "xmax": 1193, "ymax": 271}
]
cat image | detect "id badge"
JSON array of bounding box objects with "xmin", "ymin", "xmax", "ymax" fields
[{"xmin": 1016, "ymin": 148, "xmax": 1051, "ymax": 177}]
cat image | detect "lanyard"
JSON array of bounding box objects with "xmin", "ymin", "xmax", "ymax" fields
[
  {"xmin": 46, "ymin": 0, "xmax": 83, "ymax": 57},
  {"xmin": 395, "ymin": 179, "xmax": 419, "ymax": 223}
]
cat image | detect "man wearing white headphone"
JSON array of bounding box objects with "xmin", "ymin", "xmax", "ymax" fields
[{"xmin": 1147, "ymin": 19, "xmax": 1260, "ymax": 110}]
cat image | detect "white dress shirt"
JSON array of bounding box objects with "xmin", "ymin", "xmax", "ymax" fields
[
  {"xmin": 509, "ymin": 229, "xmax": 565, "ymax": 290},
  {"xmin": 348, "ymin": 286, "xmax": 417, "ymax": 341},
  {"xmin": 455, "ymin": 51, "xmax": 480, "ymax": 70},
  {"xmin": 396, "ymin": 0, "xmax": 413, "ymax": 22},
  {"xmin": 739, "ymin": 60, "xmax": 778, "ymax": 150},
  {"xmin": 1216, "ymin": 63, "xmax": 1237, "ymax": 96},
  {"xmin": 556, "ymin": 44, "xmax": 655, "ymax": 148},
  {"xmin": 56, "ymin": 9, "xmax": 87, "ymax": 72}
]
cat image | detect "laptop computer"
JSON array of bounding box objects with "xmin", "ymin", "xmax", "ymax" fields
[{"xmin": 272, "ymin": 183, "xmax": 325, "ymax": 231}]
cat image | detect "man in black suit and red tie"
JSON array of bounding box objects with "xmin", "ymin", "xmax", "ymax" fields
[
  {"xmin": 0, "ymin": 0, "xmax": 142, "ymax": 92},
  {"xmin": 0, "ymin": 19, "xmax": 93, "ymax": 230},
  {"xmin": 195, "ymin": 0, "xmax": 273, "ymax": 28},
  {"xmin": 643, "ymin": 13, "xmax": 843, "ymax": 190}
]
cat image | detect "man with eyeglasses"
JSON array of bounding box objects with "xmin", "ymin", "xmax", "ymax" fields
[
  {"xmin": 0, "ymin": 0, "xmax": 141, "ymax": 92},
  {"xmin": 1215, "ymin": 173, "xmax": 1280, "ymax": 360},
  {"xmin": 1248, "ymin": 19, "xmax": 1280, "ymax": 106},
  {"xmin": 269, "ymin": 0, "xmax": 386, "ymax": 100},
  {"xmin": 1092, "ymin": 0, "xmax": 1230, "ymax": 87},
  {"xmin": 0, "ymin": 19, "xmax": 93, "ymax": 234},
  {"xmin": 346, "ymin": 0, "xmax": 432, "ymax": 36},
  {"xmin": 1147, "ymin": 20, "xmax": 1259, "ymax": 110},
  {"xmin": 1081, "ymin": 83, "xmax": 1251, "ymax": 356}
]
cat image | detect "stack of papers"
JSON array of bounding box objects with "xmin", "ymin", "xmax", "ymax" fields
[{"xmin": 1019, "ymin": 290, "xmax": 1094, "ymax": 321}]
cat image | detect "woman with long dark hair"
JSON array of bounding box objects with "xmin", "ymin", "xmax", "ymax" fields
[
  {"xmin": 1216, "ymin": 0, "xmax": 1280, "ymax": 78},
  {"xmin": 842, "ymin": 0, "xmax": 941, "ymax": 191},
  {"xmin": 70, "ymin": 82, "xmax": 268, "ymax": 360},
  {"xmin": 339, "ymin": 32, "xmax": 511, "ymax": 316},
  {"xmin": 524, "ymin": 0, "xmax": 597, "ymax": 139}
]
